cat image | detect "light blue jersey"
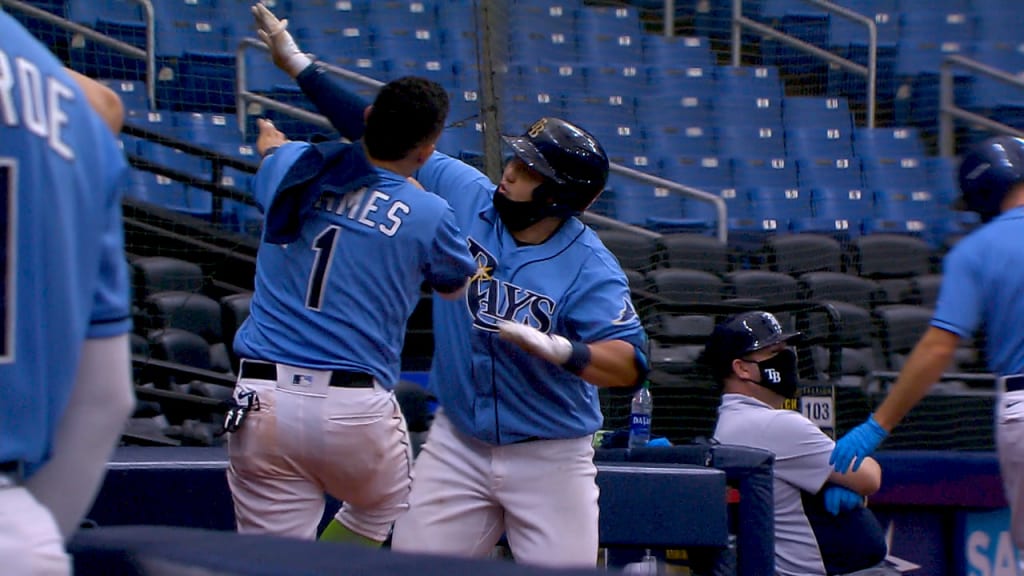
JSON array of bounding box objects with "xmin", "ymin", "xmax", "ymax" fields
[
  {"xmin": 933, "ymin": 206, "xmax": 1024, "ymax": 376},
  {"xmin": 415, "ymin": 152, "xmax": 647, "ymax": 444},
  {"xmin": 234, "ymin": 141, "xmax": 475, "ymax": 389},
  {"xmin": 0, "ymin": 12, "xmax": 131, "ymax": 474}
]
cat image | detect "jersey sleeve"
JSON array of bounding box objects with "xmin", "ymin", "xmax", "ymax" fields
[
  {"xmin": 424, "ymin": 206, "xmax": 475, "ymax": 294},
  {"xmin": 250, "ymin": 142, "xmax": 310, "ymax": 213},
  {"xmin": 931, "ymin": 243, "xmax": 983, "ymax": 338},
  {"xmin": 769, "ymin": 411, "xmax": 835, "ymax": 494},
  {"xmin": 562, "ymin": 250, "xmax": 646, "ymax": 349},
  {"xmin": 415, "ymin": 151, "xmax": 494, "ymax": 211},
  {"xmin": 87, "ymin": 113, "xmax": 132, "ymax": 338}
]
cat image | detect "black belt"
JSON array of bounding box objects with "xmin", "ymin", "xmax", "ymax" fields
[
  {"xmin": 0, "ymin": 460, "xmax": 23, "ymax": 482},
  {"xmin": 239, "ymin": 361, "xmax": 374, "ymax": 389},
  {"xmin": 1006, "ymin": 375, "xmax": 1024, "ymax": 393}
]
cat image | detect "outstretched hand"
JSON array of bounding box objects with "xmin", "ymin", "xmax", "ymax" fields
[
  {"xmin": 251, "ymin": 2, "xmax": 312, "ymax": 78},
  {"xmin": 256, "ymin": 118, "xmax": 288, "ymax": 157},
  {"xmin": 496, "ymin": 320, "xmax": 573, "ymax": 366},
  {"xmin": 830, "ymin": 415, "xmax": 888, "ymax": 473}
]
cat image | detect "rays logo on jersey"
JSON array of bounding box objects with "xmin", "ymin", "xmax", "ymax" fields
[
  {"xmin": 466, "ymin": 237, "xmax": 555, "ymax": 332},
  {"xmin": 613, "ymin": 295, "xmax": 638, "ymax": 326}
]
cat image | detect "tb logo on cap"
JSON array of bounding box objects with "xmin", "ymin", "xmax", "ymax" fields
[{"xmin": 765, "ymin": 368, "xmax": 782, "ymax": 384}]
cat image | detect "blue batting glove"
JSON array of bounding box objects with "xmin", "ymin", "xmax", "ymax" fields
[
  {"xmin": 823, "ymin": 485, "xmax": 864, "ymax": 515},
  {"xmin": 830, "ymin": 415, "xmax": 888, "ymax": 473}
]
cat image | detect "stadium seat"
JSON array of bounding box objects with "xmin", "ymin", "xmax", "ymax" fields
[
  {"xmin": 641, "ymin": 35, "xmax": 714, "ymax": 69},
  {"xmin": 148, "ymin": 328, "xmax": 215, "ymax": 374},
  {"xmin": 723, "ymin": 270, "xmax": 801, "ymax": 304},
  {"xmin": 595, "ymin": 229, "xmax": 662, "ymax": 274},
  {"xmin": 152, "ymin": 0, "xmax": 226, "ymax": 56},
  {"xmin": 718, "ymin": 126, "xmax": 787, "ymax": 161},
  {"xmin": 648, "ymin": 268, "xmax": 725, "ymax": 304},
  {"xmin": 143, "ymin": 291, "xmax": 223, "ymax": 344},
  {"xmin": 853, "ymin": 127, "xmax": 926, "ymax": 161},
  {"xmin": 909, "ymin": 274, "xmax": 943, "ymax": 308},
  {"xmin": 644, "ymin": 125, "xmax": 718, "ymax": 159},
  {"xmin": 872, "ymin": 304, "xmax": 935, "ymax": 371},
  {"xmin": 714, "ymin": 93, "xmax": 786, "ymax": 132},
  {"xmin": 761, "ymin": 233, "xmax": 844, "ymax": 275},
  {"xmin": 645, "ymin": 65, "xmax": 717, "ymax": 101},
  {"xmin": 576, "ymin": 6, "xmax": 644, "ymax": 65},
  {"xmin": 132, "ymin": 257, "xmax": 205, "ymax": 306},
  {"xmin": 786, "ymin": 127, "xmax": 855, "ymax": 161},
  {"xmin": 973, "ymin": 0, "xmax": 1024, "ymax": 43},
  {"xmin": 798, "ymin": 301, "xmax": 878, "ymax": 383},
  {"xmin": 220, "ymin": 292, "xmax": 252, "ymax": 356},
  {"xmin": 797, "ymin": 157, "xmax": 864, "ymax": 192},
  {"xmin": 659, "ymin": 234, "xmax": 730, "ymax": 275},
  {"xmin": 69, "ymin": 17, "xmax": 147, "ymax": 81},
  {"xmin": 894, "ymin": 9, "xmax": 973, "ymax": 77},
  {"xmin": 966, "ymin": 41, "xmax": 1024, "ymax": 110},
  {"xmin": 68, "ymin": 0, "xmax": 141, "ymax": 25},
  {"xmin": 102, "ymin": 79, "xmax": 149, "ymax": 112},
  {"xmin": 799, "ymin": 271, "xmax": 882, "ymax": 310},
  {"xmin": 734, "ymin": 158, "xmax": 799, "ymax": 191},
  {"xmin": 847, "ymin": 234, "xmax": 933, "ymax": 303},
  {"xmin": 783, "ymin": 96, "xmax": 853, "ymax": 130}
]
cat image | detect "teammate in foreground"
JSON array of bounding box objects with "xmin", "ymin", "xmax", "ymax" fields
[
  {"xmin": 252, "ymin": 3, "xmax": 648, "ymax": 566},
  {"xmin": 831, "ymin": 135, "xmax": 1024, "ymax": 567},
  {"xmin": 226, "ymin": 71, "xmax": 475, "ymax": 545},
  {"xmin": 706, "ymin": 311, "xmax": 895, "ymax": 576},
  {"xmin": 0, "ymin": 13, "xmax": 135, "ymax": 574}
]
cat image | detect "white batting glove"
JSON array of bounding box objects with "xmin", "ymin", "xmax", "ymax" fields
[
  {"xmin": 251, "ymin": 2, "xmax": 312, "ymax": 78},
  {"xmin": 497, "ymin": 320, "xmax": 573, "ymax": 366}
]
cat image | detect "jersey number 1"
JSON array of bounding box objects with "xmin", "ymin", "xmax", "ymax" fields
[
  {"xmin": 0, "ymin": 159, "xmax": 15, "ymax": 363},
  {"xmin": 306, "ymin": 225, "xmax": 339, "ymax": 311}
]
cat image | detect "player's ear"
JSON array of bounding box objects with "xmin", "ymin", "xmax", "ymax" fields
[{"xmin": 363, "ymin": 105, "xmax": 372, "ymax": 123}]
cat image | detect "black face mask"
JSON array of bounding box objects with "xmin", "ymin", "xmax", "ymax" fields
[
  {"xmin": 743, "ymin": 348, "xmax": 800, "ymax": 398},
  {"xmin": 492, "ymin": 187, "xmax": 550, "ymax": 232}
]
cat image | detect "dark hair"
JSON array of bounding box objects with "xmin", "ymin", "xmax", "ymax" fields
[{"xmin": 363, "ymin": 76, "xmax": 449, "ymax": 161}]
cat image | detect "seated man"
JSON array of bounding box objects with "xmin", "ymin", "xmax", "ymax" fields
[{"xmin": 704, "ymin": 311, "xmax": 897, "ymax": 576}]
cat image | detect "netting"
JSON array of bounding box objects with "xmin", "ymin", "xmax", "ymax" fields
[{"xmin": 6, "ymin": 0, "xmax": 1015, "ymax": 450}]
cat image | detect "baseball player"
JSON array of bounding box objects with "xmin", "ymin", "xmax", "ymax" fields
[
  {"xmin": 251, "ymin": 4, "xmax": 649, "ymax": 567},
  {"xmin": 0, "ymin": 13, "xmax": 135, "ymax": 575},
  {"xmin": 226, "ymin": 69, "xmax": 476, "ymax": 545},
  {"xmin": 831, "ymin": 135, "xmax": 1024, "ymax": 569},
  {"xmin": 706, "ymin": 311, "xmax": 896, "ymax": 576}
]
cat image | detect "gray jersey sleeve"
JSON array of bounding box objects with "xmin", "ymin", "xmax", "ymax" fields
[{"xmin": 767, "ymin": 410, "xmax": 835, "ymax": 494}]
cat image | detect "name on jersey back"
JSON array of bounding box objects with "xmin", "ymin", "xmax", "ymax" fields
[{"xmin": 0, "ymin": 49, "xmax": 77, "ymax": 161}]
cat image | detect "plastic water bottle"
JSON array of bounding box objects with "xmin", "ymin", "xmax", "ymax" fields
[
  {"xmin": 628, "ymin": 381, "xmax": 653, "ymax": 449},
  {"xmin": 622, "ymin": 549, "xmax": 661, "ymax": 575}
]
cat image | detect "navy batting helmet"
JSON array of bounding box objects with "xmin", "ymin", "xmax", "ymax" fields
[
  {"xmin": 703, "ymin": 311, "xmax": 801, "ymax": 381},
  {"xmin": 502, "ymin": 117, "xmax": 610, "ymax": 215},
  {"xmin": 957, "ymin": 135, "xmax": 1024, "ymax": 221}
]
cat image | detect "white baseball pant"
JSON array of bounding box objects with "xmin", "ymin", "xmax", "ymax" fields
[
  {"xmin": 996, "ymin": 382, "xmax": 1024, "ymax": 554},
  {"xmin": 0, "ymin": 485, "xmax": 71, "ymax": 575},
  {"xmin": 227, "ymin": 362, "xmax": 413, "ymax": 541},
  {"xmin": 392, "ymin": 411, "xmax": 599, "ymax": 568}
]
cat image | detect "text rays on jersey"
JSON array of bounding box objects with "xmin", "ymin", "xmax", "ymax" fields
[
  {"xmin": 467, "ymin": 238, "xmax": 556, "ymax": 333},
  {"xmin": 0, "ymin": 49, "xmax": 77, "ymax": 161}
]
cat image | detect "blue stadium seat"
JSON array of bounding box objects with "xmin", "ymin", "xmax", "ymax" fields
[
  {"xmin": 587, "ymin": 65, "xmax": 649, "ymax": 101},
  {"xmin": 783, "ymin": 96, "xmax": 853, "ymax": 130},
  {"xmin": 797, "ymin": 157, "xmax": 864, "ymax": 192},
  {"xmin": 718, "ymin": 126, "xmax": 787, "ymax": 161},
  {"xmin": 173, "ymin": 112, "xmax": 242, "ymax": 146},
  {"xmin": 152, "ymin": 0, "xmax": 226, "ymax": 56},
  {"xmin": 895, "ymin": 10, "xmax": 973, "ymax": 77},
  {"xmin": 635, "ymin": 94, "xmax": 714, "ymax": 133},
  {"xmin": 436, "ymin": 122, "xmax": 484, "ymax": 160},
  {"xmin": 513, "ymin": 63, "xmax": 586, "ymax": 105},
  {"xmin": 601, "ymin": 175, "xmax": 688, "ymax": 230},
  {"xmin": 973, "ymin": 0, "xmax": 1024, "ymax": 43},
  {"xmin": 659, "ymin": 156, "xmax": 740, "ymax": 224},
  {"xmin": 127, "ymin": 170, "xmax": 212, "ymax": 218},
  {"xmin": 786, "ymin": 127, "xmax": 855, "ymax": 161},
  {"xmin": 136, "ymin": 140, "xmax": 212, "ymax": 181},
  {"xmin": 748, "ymin": 186, "xmax": 813, "ymax": 224},
  {"xmin": 371, "ymin": 26, "xmax": 445, "ymax": 75},
  {"xmin": 734, "ymin": 158, "xmax": 800, "ymax": 191},
  {"xmin": 365, "ymin": 0, "xmax": 441, "ymax": 31},
  {"xmin": 645, "ymin": 125, "xmax": 718, "ymax": 159},
  {"xmin": 810, "ymin": 187, "xmax": 873, "ymax": 227},
  {"xmin": 576, "ymin": 5, "xmax": 644, "ymax": 65},
  {"xmin": 125, "ymin": 109, "xmax": 178, "ymax": 141},
  {"xmin": 967, "ymin": 42, "xmax": 1024, "ymax": 110},
  {"xmin": 286, "ymin": 1, "xmax": 372, "ymax": 35},
  {"xmin": 762, "ymin": 13, "xmax": 830, "ymax": 79},
  {"xmin": 297, "ymin": 25, "xmax": 376, "ymax": 73},
  {"xmin": 853, "ymin": 127, "xmax": 926, "ymax": 160},
  {"xmin": 68, "ymin": 0, "xmax": 140, "ymax": 25},
  {"xmin": 645, "ymin": 65, "xmax": 716, "ymax": 101},
  {"xmin": 861, "ymin": 156, "xmax": 929, "ymax": 193},
  {"xmin": 501, "ymin": 94, "xmax": 564, "ymax": 133},
  {"xmin": 175, "ymin": 51, "xmax": 237, "ymax": 112},
  {"xmin": 713, "ymin": 93, "xmax": 785, "ymax": 130},
  {"xmin": 716, "ymin": 65, "xmax": 784, "ymax": 99},
  {"xmin": 828, "ymin": 0, "xmax": 900, "ymax": 46},
  {"xmin": 102, "ymin": 79, "xmax": 149, "ymax": 112},
  {"xmin": 924, "ymin": 155, "xmax": 958, "ymax": 206},
  {"xmin": 578, "ymin": 122, "xmax": 647, "ymax": 168},
  {"xmin": 641, "ymin": 35, "xmax": 714, "ymax": 69}
]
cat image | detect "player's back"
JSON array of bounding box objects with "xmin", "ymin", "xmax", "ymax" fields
[
  {"xmin": 236, "ymin": 150, "xmax": 472, "ymax": 389},
  {"xmin": 0, "ymin": 13, "xmax": 130, "ymax": 470}
]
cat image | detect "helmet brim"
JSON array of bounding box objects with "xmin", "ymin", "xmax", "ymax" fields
[
  {"xmin": 740, "ymin": 330, "xmax": 802, "ymax": 356},
  {"xmin": 502, "ymin": 135, "xmax": 565, "ymax": 184}
]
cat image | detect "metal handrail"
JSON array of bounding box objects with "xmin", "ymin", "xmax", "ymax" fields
[
  {"xmin": 0, "ymin": 0, "xmax": 156, "ymax": 109},
  {"xmin": 939, "ymin": 54, "xmax": 1024, "ymax": 157},
  {"xmin": 730, "ymin": 0, "xmax": 878, "ymax": 128},
  {"xmin": 610, "ymin": 164, "xmax": 728, "ymax": 244}
]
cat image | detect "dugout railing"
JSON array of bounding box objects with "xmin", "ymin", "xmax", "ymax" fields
[{"xmin": 938, "ymin": 53, "xmax": 1024, "ymax": 157}]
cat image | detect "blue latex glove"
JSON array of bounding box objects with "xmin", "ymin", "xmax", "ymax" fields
[
  {"xmin": 822, "ymin": 485, "xmax": 865, "ymax": 515},
  {"xmin": 830, "ymin": 415, "xmax": 888, "ymax": 472}
]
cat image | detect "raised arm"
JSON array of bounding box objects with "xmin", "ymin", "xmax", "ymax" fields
[{"xmin": 65, "ymin": 68, "xmax": 124, "ymax": 134}]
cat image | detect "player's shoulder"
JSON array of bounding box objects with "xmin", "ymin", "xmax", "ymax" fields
[{"xmin": 572, "ymin": 224, "xmax": 630, "ymax": 273}]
